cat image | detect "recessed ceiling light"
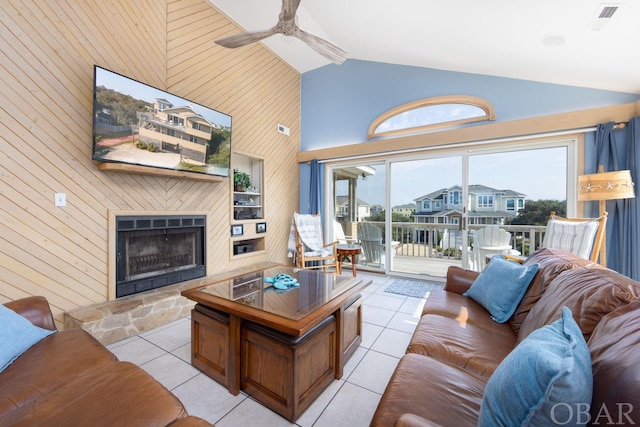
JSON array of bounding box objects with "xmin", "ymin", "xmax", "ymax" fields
[{"xmin": 542, "ymin": 35, "xmax": 567, "ymax": 47}]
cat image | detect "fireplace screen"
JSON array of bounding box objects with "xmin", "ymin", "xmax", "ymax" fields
[{"xmin": 116, "ymin": 215, "xmax": 205, "ymax": 298}]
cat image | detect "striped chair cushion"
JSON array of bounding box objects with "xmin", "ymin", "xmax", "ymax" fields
[{"xmin": 542, "ymin": 219, "xmax": 600, "ymax": 260}]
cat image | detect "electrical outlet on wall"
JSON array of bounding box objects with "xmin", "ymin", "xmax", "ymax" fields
[{"xmin": 54, "ymin": 193, "xmax": 66, "ymax": 207}]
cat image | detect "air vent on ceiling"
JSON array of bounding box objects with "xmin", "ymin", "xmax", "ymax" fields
[
  {"xmin": 588, "ymin": 4, "xmax": 621, "ymax": 31},
  {"xmin": 598, "ymin": 6, "xmax": 618, "ymax": 18}
]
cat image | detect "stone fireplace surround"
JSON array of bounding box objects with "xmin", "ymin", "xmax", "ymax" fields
[
  {"xmin": 64, "ymin": 262, "xmax": 279, "ymax": 345},
  {"xmin": 61, "ymin": 209, "xmax": 278, "ymax": 345}
]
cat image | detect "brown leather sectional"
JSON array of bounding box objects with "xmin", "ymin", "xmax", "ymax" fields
[
  {"xmin": 0, "ymin": 296, "xmax": 213, "ymax": 427},
  {"xmin": 371, "ymin": 248, "xmax": 640, "ymax": 426}
]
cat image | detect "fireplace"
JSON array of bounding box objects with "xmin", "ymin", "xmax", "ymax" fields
[{"xmin": 116, "ymin": 215, "xmax": 206, "ymax": 298}]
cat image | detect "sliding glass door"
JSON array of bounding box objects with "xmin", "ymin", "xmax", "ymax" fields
[
  {"xmin": 327, "ymin": 137, "xmax": 576, "ymax": 279},
  {"xmin": 331, "ymin": 163, "xmax": 388, "ymax": 270},
  {"xmin": 467, "ymin": 144, "xmax": 571, "ymax": 259},
  {"xmin": 388, "ymin": 154, "xmax": 466, "ymax": 278}
]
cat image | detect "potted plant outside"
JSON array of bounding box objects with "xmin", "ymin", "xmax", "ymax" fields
[{"xmin": 234, "ymin": 169, "xmax": 251, "ymax": 192}]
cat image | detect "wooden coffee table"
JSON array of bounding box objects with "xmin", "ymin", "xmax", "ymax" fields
[{"xmin": 181, "ymin": 266, "xmax": 370, "ymax": 421}]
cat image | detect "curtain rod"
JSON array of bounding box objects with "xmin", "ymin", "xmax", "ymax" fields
[{"xmin": 312, "ymin": 122, "xmax": 628, "ymax": 164}]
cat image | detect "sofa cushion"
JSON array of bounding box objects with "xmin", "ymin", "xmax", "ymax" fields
[
  {"xmin": 421, "ymin": 290, "xmax": 501, "ymax": 322},
  {"xmin": 464, "ymin": 255, "xmax": 539, "ymax": 323},
  {"xmin": 0, "ymin": 329, "xmax": 118, "ymax": 416},
  {"xmin": 407, "ymin": 313, "xmax": 516, "ymax": 378},
  {"xmin": 509, "ymin": 249, "xmax": 589, "ymax": 334},
  {"xmin": 517, "ymin": 265, "xmax": 640, "ymax": 344},
  {"xmin": 587, "ymin": 301, "xmax": 640, "ymax": 424},
  {"xmin": 479, "ymin": 307, "xmax": 592, "ymax": 427},
  {"xmin": 371, "ymin": 353, "xmax": 485, "ymax": 427},
  {"xmin": 0, "ymin": 305, "xmax": 55, "ymax": 373},
  {"xmin": 0, "ymin": 361, "xmax": 188, "ymax": 427}
]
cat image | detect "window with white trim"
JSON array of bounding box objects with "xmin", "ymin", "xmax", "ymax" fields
[
  {"xmin": 368, "ymin": 95, "xmax": 495, "ymax": 139},
  {"xmin": 477, "ymin": 195, "xmax": 494, "ymax": 208}
]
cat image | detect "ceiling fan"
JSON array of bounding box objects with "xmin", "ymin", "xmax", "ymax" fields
[{"xmin": 214, "ymin": 0, "xmax": 347, "ymax": 64}]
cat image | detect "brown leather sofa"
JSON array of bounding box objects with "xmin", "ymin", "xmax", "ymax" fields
[
  {"xmin": 0, "ymin": 296, "xmax": 213, "ymax": 427},
  {"xmin": 371, "ymin": 248, "xmax": 640, "ymax": 426}
]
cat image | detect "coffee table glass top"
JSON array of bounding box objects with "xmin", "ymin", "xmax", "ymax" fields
[{"xmin": 196, "ymin": 266, "xmax": 365, "ymax": 321}]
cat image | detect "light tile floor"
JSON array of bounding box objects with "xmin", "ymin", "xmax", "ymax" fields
[{"xmin": 107, "ymin": 273, "xmax": 434, "ymax": 426}]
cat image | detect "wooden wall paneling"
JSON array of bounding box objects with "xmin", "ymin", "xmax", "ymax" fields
[
  {"xmin": 0, "ymin": 177, "xmax": 106, "ymax": 285},
  {"xmin": 167, "ymin": 0, "xmax": 301, "ymax": 271},
  {"xmin": 0, "ymin": 0, "xmax": 169, "ymax": 321},
  {"xmin": 65, "ymin": 1, "xmax": 167, "ymax": 87},
  {"xmin": 0, "ymin": 0, "xmax": 301, "ymax": 325},
  {"xmin": 0, "ymin": 263, "xmax": 34, "ymax": 303},
  {"xmin": 0, "ymin": 104, "xmax": 108, "ymax": 304}
]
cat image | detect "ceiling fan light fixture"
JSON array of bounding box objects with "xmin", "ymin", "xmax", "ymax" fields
[{"xmin": 214, "ymin": 0, "xmax": 347, "ymax": 64}]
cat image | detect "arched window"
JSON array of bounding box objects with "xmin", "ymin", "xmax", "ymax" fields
[{"xmin": 368, "ymin": 95, "xmax": 495, "ymax": 139}]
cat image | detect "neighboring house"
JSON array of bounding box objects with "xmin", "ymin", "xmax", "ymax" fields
[
  {"xmin": 413, "ymin": 184, "xmax": 526, "ymax": 226},
  {"xmin": 392, "ymin": 203, "xmax": 415, "ymax": 218},
  {"xmin": 335, "ymin": 195, "xmax": 372, "ymax": 222},
  {"xmin": 136, "ymin": 99, "xmax": 216, "ymax": 164},
  {"xmin": 370, "ymin": 204, "xmax": 384, "ymax": 216}
]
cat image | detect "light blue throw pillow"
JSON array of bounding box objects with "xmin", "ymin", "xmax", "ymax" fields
[
  {"xmin": 464, "ymin": 255, "xmax": 539, "ymax": 323},
  {"xmin": 0, "ymin": 304, "xmax": 55, "ymax": 373},
  {"xmin": 479, "ymin": 306, "xmax": 593, "ymax": 427}
]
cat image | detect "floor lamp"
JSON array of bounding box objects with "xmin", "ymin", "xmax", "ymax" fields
[{"xmin": 577, "ymin": 166, "xmax": 635, "ymax": 266}]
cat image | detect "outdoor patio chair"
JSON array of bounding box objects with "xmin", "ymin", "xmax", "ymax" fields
[
  {"xmin": 333, "ymin": 220, "xmax": 355, "ymax": 244},
  {"xmin": 469, "ymin": 225, "xmax": 514, "ymax": 271},
  {"xmin": 288, "ymin": 212, "xmax": 337, "ymax": 272},
  {"xmin": 541, "ymin": 211, "xmax": 607, "ymax": 263},
  {"xmin": 357, "ymin": 222, "xmax": 384, "ymax": 267}
]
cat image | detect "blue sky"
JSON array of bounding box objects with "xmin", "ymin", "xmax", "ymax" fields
[{"xmin": 338, "ymin": 146, "xmax": 567, "ymax": 207}]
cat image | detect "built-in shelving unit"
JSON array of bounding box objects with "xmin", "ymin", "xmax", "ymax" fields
[
  {"xmin": 231, "ymin": 152, "xmax": 265, "ymax": 259},
  {"xmin": 233, "ymin": 190, "xmax": 262, "ymax": 220}
]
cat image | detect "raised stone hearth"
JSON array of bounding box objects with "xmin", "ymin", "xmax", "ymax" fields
[{"xmin": 64, "ymin": 262, "xmax": 279, "ymax": 345}]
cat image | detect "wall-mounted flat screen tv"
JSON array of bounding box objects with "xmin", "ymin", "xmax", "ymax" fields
[{"xmin": 92, "ymin": 65, "xmax": 231, "ymax": 178}]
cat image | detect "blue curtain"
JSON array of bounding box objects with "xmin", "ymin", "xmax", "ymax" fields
[
  {"xmin": 612, "ymin": 117, "xmax": 640, "ymax": 279},
  {"xmin": 309, "ymin": 159, "xmax": 324, "ymax": 217},
  {"xmin": 593, "ymin": 118, "xmax": 640, "ymax": 279}
]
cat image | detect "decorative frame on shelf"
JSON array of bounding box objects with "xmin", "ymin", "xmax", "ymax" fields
[
  {"xmin": 256, "ymin": 222, "xmax": 267, "ymax": 233},
  {"xmin": 231, "ymin": 224, "xmax": 244, "ymax": 236}
]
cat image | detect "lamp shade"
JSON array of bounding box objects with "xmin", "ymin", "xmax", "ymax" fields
[{"xmin": 578, "ymin": 169, "xmax": 635, "ymax": 202}]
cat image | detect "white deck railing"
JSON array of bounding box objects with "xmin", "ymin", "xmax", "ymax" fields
[{"xmin": 353, "ymin": 221, "xmax": 547, "ymax": 260}]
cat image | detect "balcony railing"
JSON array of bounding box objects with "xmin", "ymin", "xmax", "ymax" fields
[{"xmin": 345, "ymin": 221, "xmax": 547, "ymax": 262}]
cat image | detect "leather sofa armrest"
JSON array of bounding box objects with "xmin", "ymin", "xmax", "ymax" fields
[
  {"xmin": 395, "ymin": 413, "xmax": 443, "ymax": 427},
  {"xmin": 4, "ymin": 296, "xmax": 57, "ymax": 331},
  {"xmin": 444, "ymin": 266, "xmax": 479, "ymax": 295}
]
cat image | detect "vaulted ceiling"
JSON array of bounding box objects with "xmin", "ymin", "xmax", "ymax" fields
[{"xmin": 209, "ymin": 0, "xmax": 640, "ymax": 94}]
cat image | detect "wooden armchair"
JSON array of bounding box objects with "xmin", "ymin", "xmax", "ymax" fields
[
  {"xmin": 542, "ymin": 211, "xmax": 607, "ymax": 263},
  {"xmin": 291, "ymin": 212, "xmax": 337, "ymax": 272}
]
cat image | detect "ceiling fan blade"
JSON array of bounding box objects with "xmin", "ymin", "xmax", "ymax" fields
[
  {"xmin": 215, "ymin": 29, "xmax": 277, "ymax": 48},
  {"xmin": 296, "ymin": 29, "xmax": 347, "ymax": 64},
  {"xmin": 280, "ymin": 0, "xmax": 302, "ymax": 22}
]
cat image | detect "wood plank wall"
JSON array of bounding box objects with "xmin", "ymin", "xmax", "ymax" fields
[{"xmin": 0, "ymin": 0, "xmax": 301, "ymax": 327}]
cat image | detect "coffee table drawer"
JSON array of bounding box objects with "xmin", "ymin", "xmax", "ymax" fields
[
  {"xmin": 341, "ymin": 294, "xmax": 363, "ymax": 365},
  {"xmin": 191, "ymin": 305, "xmax": 231, "ymax": 389},
  {"xmin": 240, "ymin": 316, "xmax": 337, "ymax": 421}
]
